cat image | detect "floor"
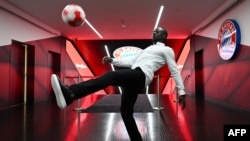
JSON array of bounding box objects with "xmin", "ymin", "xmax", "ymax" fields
[{"xmin": 1, "ymin": 94, "xmax": 250, "ymax": 141}]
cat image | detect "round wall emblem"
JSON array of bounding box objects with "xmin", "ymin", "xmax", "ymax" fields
[
  {"xmin": 113, "ymin": 46, "xmax": 142, "ymax": 59},
  {"xmin": 217, "ymin": 19, "xmax": 241, "ymax": 60}
]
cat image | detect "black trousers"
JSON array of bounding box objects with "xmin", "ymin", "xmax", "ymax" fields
[{"xmin": 70, "ymin": 67, "xmax": 145, "ymax": 141}]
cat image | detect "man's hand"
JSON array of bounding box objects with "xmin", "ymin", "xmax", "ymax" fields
[
  {"xmin": 178, "ymin": 95, "xmax": 186, "ymax": 110},
  {"xmin": 102, "ymin": 56, "xmax": 113, "ymax": 64}
]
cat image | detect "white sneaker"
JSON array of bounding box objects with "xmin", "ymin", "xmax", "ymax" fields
[{"xmin": 51, "ymin": 74, "xmax": 73, "ymax": 109}]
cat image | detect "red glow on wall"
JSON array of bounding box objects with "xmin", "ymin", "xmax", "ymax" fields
[
  {"xmin": 66, "ymin": 40, "xmax": 106, "ymax": 94},
  {"xmin": 163, "ymin": 39, "xmax": 190, "ymax": 94}
]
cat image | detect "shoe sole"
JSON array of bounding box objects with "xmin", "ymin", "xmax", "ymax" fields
[{"xmin": 51, "ymin": 74, "xmax": 67, "ymax": 109}]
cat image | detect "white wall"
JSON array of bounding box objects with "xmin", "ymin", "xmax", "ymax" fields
[
  {"xmin": 0, "ymin": 8, "xmax": 58, "ymax": 46},
  {"xmin": 195, "ymin": 0, "xmax": 250, "ymax": 46}
]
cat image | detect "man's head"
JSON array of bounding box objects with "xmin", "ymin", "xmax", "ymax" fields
[{"xmin": 152, "ymin": 27, "xmax": 168, "ymax": 44}]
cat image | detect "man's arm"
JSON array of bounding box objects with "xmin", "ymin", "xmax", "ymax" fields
[
  {"xmin": 102, "ymin": 55, "xmax": 138, "ymax": 68},
  {"xmin": 164, "ymin": 48, "xmax": 186, "ymax": 109}
]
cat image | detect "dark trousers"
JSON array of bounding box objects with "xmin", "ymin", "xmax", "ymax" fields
[{"xmin": 70, "ymin": 68, "xmax": 145, "ymax": 141}]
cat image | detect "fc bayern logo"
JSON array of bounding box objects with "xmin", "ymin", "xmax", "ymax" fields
[
  {"xmin": 113, "ymin": 46, "xmax": 142, "ymax": 59},
  {"xmin": 217, "ymin": 19, "xmax": 241, "ymax": 60}
]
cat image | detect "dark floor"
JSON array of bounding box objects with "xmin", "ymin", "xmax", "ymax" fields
[{"xmin": 1, "ymin": 94, "xmax": 250, "ymax": 141}]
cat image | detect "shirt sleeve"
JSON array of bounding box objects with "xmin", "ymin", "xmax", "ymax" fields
[
  {"xmin": 164, "ymin": 48, "xmax": 186, "ymax": 95},
  {"xmin": 111, "ymin": 52, "xmax": 142, "ymax": 68},
  {"xmin": 111, "ymin": 56, "xmax": 137, "ymax": 68}
]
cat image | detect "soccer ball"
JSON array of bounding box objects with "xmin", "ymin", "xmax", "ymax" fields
[{"xmin": 61, "ymin": 4, "xmax": 86, "ymax": 27}]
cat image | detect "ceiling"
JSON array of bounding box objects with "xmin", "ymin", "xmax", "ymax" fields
[{"xmin": 1, "ymin": 0, "xmax": 237, "ymax": 40}]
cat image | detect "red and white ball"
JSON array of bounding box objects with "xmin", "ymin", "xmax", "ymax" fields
[{"xmin": 61, "ymin": 4, "xmax": 86, "ymax": 27}]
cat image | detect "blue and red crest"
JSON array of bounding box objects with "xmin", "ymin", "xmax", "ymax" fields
[{"xmin": 217, "ymin": 19, "xmax": 241, "ymax": 60}]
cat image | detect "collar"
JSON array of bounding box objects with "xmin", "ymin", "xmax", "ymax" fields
[{"xmin": 156, "ymin": 42, "xmax": 165, "ymax": 46}]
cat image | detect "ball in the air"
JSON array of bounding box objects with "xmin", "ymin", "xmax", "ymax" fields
[{"xmin": 61, "ymin": 4, "xmax": 86, "ymax": 27}]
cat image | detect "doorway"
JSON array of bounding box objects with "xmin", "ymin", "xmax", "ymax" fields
[
  {"xmin": 47, "ymin": 51, "xmax": 61, "ymax": 100},
  {"xmin": 195, "ymin": 49, "xmax": 204, "ymax": 100},
  {"xmin": 10, "ymin": 40, "xmax": 35, "ymax": 107}
]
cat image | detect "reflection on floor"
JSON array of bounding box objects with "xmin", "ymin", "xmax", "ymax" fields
[{"xmin": 0, "ymin": 94, "xmax": 250, "ymax": 141}]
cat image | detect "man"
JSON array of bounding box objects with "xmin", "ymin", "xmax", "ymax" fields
[{"xmin": 51, "ymin": 27, "xmax": 186, "ymax": 141}]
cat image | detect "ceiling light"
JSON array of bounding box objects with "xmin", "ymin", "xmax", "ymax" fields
[
  {"xmin": 85, "ymin": 19, "xmax": 103, "ymax": 39},
  {"xmin": 104, "ymin": 45, "xmax": 115, "ymax": 71},
  {"xmin": 154, "ymin": 5, "xmax": 164, "ymax": 30}
]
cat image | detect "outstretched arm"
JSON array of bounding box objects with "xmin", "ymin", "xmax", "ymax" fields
[
  {"xmin": 102, "ymin": 56, "xmax": 138, "ymax": 68},
  {"xmin": 164, "ymin": 48, "xmax": 186, "ymax": 109}
]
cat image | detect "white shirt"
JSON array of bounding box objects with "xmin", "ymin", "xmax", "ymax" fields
[{"xmin": 112, "ymin": 42, "xmax": 185, "ymax": 95}]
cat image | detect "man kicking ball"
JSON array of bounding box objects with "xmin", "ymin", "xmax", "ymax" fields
[{"xmin": 51, "ymin": 27, "xmax": 186, "ymax": 141}]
